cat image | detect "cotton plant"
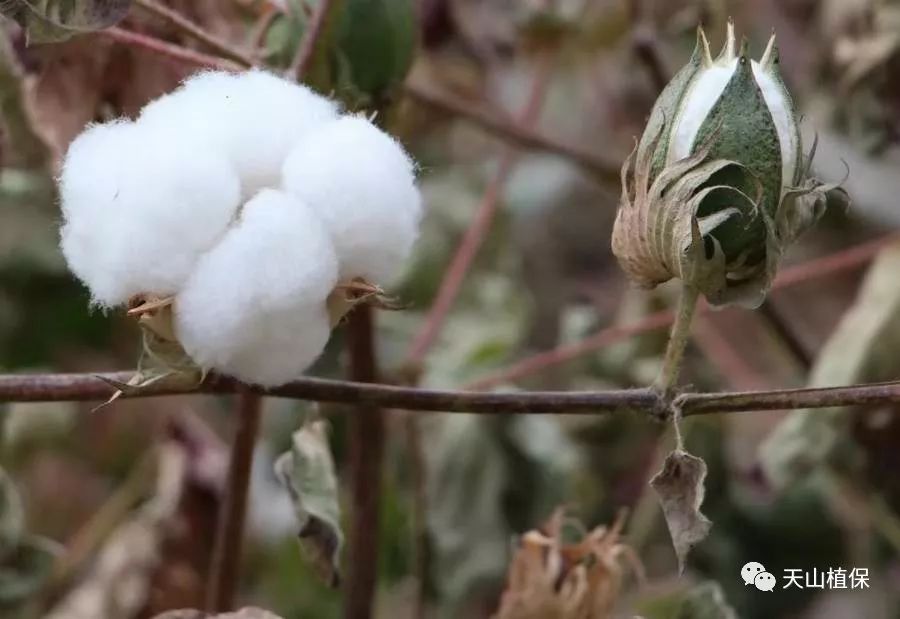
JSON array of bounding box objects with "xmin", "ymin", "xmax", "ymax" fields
[
  {"xmin": 612, "ymin": 23, "xmax": 842, "ymax": 397},
  {"xmin": 611, "ymin": 24, "xmax": 845, "ymax": 573},
  {"xmin": 58, "ymin": 69, "xmax": 422, "ymax": 389}
]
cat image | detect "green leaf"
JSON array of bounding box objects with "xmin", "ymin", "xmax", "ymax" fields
[
  {"xmin": 274, "ymin": 419, "xmax": 343, "ymax": 588},
  {"xmin": 0, "ymin": 1, "xmax": 133, "ymax": 44},
  {"xmin": 335, "ymin": 0, "xmax": 416, "ymax": 100}
]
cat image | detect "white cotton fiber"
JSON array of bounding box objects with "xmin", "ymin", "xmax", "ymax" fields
[
  {"xmin": 59, "ymin": 120, "xmax": 242, "ymax": 307},
  {"xmin": 140, "ymin": 70, "xmax": 339, "ymax": 198},
  {"xmin": 281, "ymin": 115, "xmax": 422, "ymax": 284},
  {"xmin": 174, "ymin": 189, "xmax": 338, "ymax": 386}
]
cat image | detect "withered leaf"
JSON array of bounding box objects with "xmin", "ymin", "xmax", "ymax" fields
[
  {"xmin": 650, "ymin": 449, "xmax": 711, "ymax": 574},
  {"xmin": 1, "ymin": 0, "xmax": 133, "ymax": 44},
  {"xmin": 274, "ymin": 419, "xmax": 343, "ymax": 588}
]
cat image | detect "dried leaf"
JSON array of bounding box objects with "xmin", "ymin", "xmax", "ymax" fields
[
  {"xmin": 493, "ymin": 508, "xmax": 640, "ymax": 619},
  {"xmin": 650, "ymin": 449, "xmax": 711, "ymax": 574},
  {"xmin": 1, "ymin": 0, "xmax": 133, "ymax": 44},
  {"xmin": 274, "ymin": 419, "xmax": 343, "ymax": 588},
  {"xmin": 152, "ymin": 608, "xmax": 284, "ymax": 619},
  {"xmin": 761, "ymin": 242, "xmax": 900, "ymax": 489},
  {"xmin": 675, "ymin": 582, "xmax": 738, "ymax": 619}
]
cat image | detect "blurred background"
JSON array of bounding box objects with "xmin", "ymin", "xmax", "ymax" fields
[{"xmin": 2, "ymin": 0, "xmax": 900, "ymax": 617}]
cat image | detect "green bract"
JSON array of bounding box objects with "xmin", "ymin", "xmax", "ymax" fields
[{"xmin": 612, "ymin": 23, "xmax": 841, "ymax": 307}]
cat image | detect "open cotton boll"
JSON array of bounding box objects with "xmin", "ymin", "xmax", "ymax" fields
[
  {"xmin": 59, "ymin": 120, "xmax": 242, "ymax": 308},
  {"xmin": 140, "ymin": 70, "xmax": 339, "ymax": 198},
  {"xmin": 174, "ymin": 189, "xmax": 338, "ymax": 387},
  {"xmin": 281, "ymin": 115, "xmax": 422, "ymax": 284}
]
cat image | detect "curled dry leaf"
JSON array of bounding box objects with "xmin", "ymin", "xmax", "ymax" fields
[
  {"xmin": 650, "ymin": 450, "xmax": 711, "ymax": 574},
  {"xmin": 493, "ymin": 508, "xmax": 642, "ymax": 619},
  {"xmin": 274, "ymin": 418, "xmax": 343, "ymax": 588}
]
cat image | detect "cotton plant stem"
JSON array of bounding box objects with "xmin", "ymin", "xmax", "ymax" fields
[
  {"xmin": 206, "ymin": 390, "xmax": 263, "ymax": 612},
  {"xmin": 654, "ymin": 284, "xmax": 700, "ymax": 400},
  {"xmin": 344, "ymin": 305, "xmax": 384, "ymax": 619}
]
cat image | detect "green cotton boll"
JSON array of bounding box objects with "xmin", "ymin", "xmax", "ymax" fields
[
  {"xmin": 336, "ymin": 0, "xmax": 416, "ymax": 101},
  {"xmin": 613, "ymin": 22, "xmax": 838, "ymax": 308}
]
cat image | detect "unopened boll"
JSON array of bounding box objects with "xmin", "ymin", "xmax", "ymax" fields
[
  {"xmin": 612, "ymin": 23, "xmax": 837, "ymax": 308},
  {"xmin": 174, "ymin": 189, "xmax": 338, "ymax": 386},
  {"xmin": 59, "ymin": 120, "xmax": 241, "ymax": 307},
  {"xmin": 141, "ymin": 70, "xmax": 339, "ymax": 198},
  {"xmin": 281, "ymin": 115, "xmax": 422, "ymax": 284}
]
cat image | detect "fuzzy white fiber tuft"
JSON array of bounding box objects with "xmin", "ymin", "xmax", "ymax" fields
[
  {"xmin": 59, "ymin": 120, "xmax": 242, "ymax": 308},
  {"xmin": 141, "ymin": 70, "xmax": 339, "ymax": 198},
  {"xmin": 174, "ymin": 189, "xmax": 338, "ymax": 387},
  {"xmin": 60, "ymin": 71, "xmax": 424, "ymax": 387},
  {"xmin": 282, "ymin": 115, "xmax": 422, "ymax": 283}
]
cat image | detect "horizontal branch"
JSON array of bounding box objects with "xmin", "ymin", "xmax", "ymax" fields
[{"xmin": 4, "ymin": 372, "xmax": 900, "ymax": 418}]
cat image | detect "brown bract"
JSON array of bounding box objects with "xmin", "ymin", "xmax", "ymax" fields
[{"xmin": 493, "ymin": 508, "xmax": 642, "ymax": 619}]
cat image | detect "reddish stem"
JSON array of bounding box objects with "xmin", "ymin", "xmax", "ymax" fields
[
  {"xmin": 206, "ymin": 389, "xmax": 263, "ymax": 611},
  {"xmin": 344, "ymin": 305, "xmax": 384, "ymax": 619}
]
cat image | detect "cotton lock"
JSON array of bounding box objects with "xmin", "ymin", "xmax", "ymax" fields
[{"xmin": 58, "ymin": 70, "xmax": 423, "ymax": 387}]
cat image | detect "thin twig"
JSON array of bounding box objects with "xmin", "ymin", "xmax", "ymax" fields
[
  {"xmin": 402, "ymin": 82, "xmax": 620, "ymax": 183},
  {"xmin": 103, "ymin": 27, "xmax": 242, "ymax": 71},
  {"xmin": 288, "ymin": 0, "xmax": 341, "ymax": 80},
  {"xmin": 406, "ymin": 56, "xmax": 556, "ymax": 366},
  {"xmin": 9, "ymin": 372, "xmax": 900, "ymax": 417},
  {"xmin": 134, "ymin": 0, "xmax": 256, "ymax": 67},
  {"xmin": 344, "ymin": 305, "xmax": 383, "ymax": 619},
  {"xmin": 206, "ymin": 389, "xmax": 263, "ymax": 611}
]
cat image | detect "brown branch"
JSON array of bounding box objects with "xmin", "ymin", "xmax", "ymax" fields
[
  {"xmin": 344, "ymin": 305, "xmax": 383, "ymax": 619},
  {"xmin": 402, "ymin": 81, "xmax": 620, "ymax": 184},
  {"xmin": 288, "ymin": 0, "xmax": 341, "ymax": 80},
  {"xmin": 7, "ymin": 372, "xmax": 900, "ymax": 417},
  {"xmin": 206, "ymin": 389, "xmax": 263, "ymax": 611},
  {"xmin": 103, "ymin": 27, "xmax": 242, "ymax": 71},
  {"xmin": 677, "ymin": 381, "xmax": 900, "ymax": 415},
  {"xmin": 134, "ymin": 0, "xmax": 256, "ymax": 68}
]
